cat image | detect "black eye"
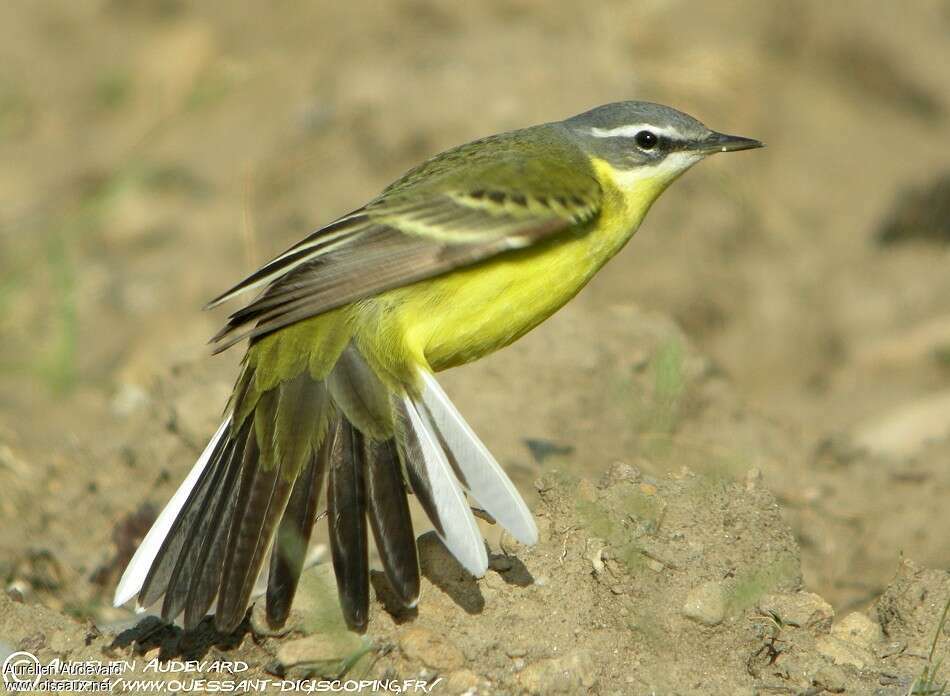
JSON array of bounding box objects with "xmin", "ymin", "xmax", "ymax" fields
[{"xmin": 635, "ymin": 130, "xmax": 658, "ymax": 150}]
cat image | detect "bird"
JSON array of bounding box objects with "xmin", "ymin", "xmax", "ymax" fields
[{"xmin": 113, "ymin": 101, "xmax": 762, "ymax": 633}]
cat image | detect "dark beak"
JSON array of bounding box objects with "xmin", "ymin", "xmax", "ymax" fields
[{"xmin": 698, "ymin": 131, "xmax": 764, "ymax": 154}]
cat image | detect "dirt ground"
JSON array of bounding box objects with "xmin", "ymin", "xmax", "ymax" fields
[{"xmin": 1, "ymin": 1, "xmax": 949, "ymax": 694}]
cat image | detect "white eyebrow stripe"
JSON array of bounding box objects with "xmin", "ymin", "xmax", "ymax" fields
[{"xmin": 588, "ymin": 124, "xmax": 684, "ymax": 140}]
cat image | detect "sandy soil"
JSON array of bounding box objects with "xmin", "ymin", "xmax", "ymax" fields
[{"xmin": 1, "ymin": 1, "xmax": 949, "ymax": 693}]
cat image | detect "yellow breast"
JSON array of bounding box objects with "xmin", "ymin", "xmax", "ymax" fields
[{"xmin": 357, "ymin": 159, "xmax": 671, "ymax": 380}]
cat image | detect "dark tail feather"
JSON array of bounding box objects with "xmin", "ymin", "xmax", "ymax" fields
[
  {"xmin": 265, "ymin": 436, "xmax": 329, "ymax": 627},
  {"xmin": 182, "ymin": 423, "xmax": 253, "ymax": 628},
  {"xmin": 327, "ymin": 419, "xmax": 369, "ymax": 632},
  {"xmin": 159, "ymin": 423, "xmax": 247, "ymax": 624},
  {"xmin": 363, "ymin": 437, "xmax": 419, "ymax": 607},
  {"xmin": 138, "ymin": 429, "xmax": 232, "ymax": 609},
  {"xmin": 215, "ymin": 434, "xmax": 294, "ymax": 633}
]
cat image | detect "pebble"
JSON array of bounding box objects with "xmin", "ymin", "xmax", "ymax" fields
[
  {"xmin": 111, "ymin": 383, "xmax": 150, "ymax": 417},
  {"xmin": 444, "ymin": 669, "xmax": 479, "ymax": 693},
  {"xmin": 399, "ymin": 627, "xmax": 465, "ymax": 671},
  {"xmin": 815, "ymin": 635, "xmax": 875, "ymax": 669},
  {"xmin": 831, "ymin": 612, "xmax": 883, "ymax": 649},
  {"xmin": 517, "ymin": 650, "xmax": 596, "ymax": 694},
  {"xmin": 682, "ymin": 580, "xmax": 727, "ymax": 626},
  {"xmin": 276, "ymin": 632, "xmax": 364, "ymax": 669},
  {"xmin": 852, "ymin": 390, "xmax": 950, "ymax": 459},
  {"xmin": 588, "ymin": 543, "xmax": 606, "ymax": 575},
  {"xmin": 599, "ymin": 461, "xmax": 642, "ymax": 487}
]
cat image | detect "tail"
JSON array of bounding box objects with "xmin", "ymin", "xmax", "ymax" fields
[{"xmin": 113, "ymin": 342, "xmax": 537, "ymax": 633}]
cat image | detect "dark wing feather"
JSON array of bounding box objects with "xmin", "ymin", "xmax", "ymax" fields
[{"xmin": 205, "ymin": 210, "xmax": 369, "ymax": 309}]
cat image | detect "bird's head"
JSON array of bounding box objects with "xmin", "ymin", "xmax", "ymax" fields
[{"xmin": 563, "ymin": 101, "xmax": 763, "ymax": 190}]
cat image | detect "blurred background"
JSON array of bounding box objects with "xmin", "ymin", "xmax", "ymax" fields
[{"xmin": 1, "ymin": 0, "xmax": 948, "ymax": 632}]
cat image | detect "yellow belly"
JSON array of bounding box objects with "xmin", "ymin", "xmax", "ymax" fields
[
  {"xmin": 358, "ymin": 159, "xmax": 663, "ymax": 379},
  {"xmin": 396, "ymin": 222, "xmax": 627, "ymax": 371}
]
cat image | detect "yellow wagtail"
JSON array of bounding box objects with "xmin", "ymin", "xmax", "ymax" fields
[{"xmin": 114, "ymin": 101, "xmax": 762, "ymax": 632}]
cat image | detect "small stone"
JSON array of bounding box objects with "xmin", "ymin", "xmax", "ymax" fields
[
  {"xmin": 647, "ymin": 559, "xmax": 665, "ymax": 573},
  {"xmin": 111, "ymin": 382, "xmax": 150, "ymax": 417},
  {"xmin": 6, "ymin": 580, "xmax": 29, "ymax": 601},
  {"xmin": 831, "ymin": 612, "xmax": 883, "ymax": 650},
  {"xmin": 638, "ymin": 482, "xmax": 657, "ymax": 496},
  {"xmin": 852, "ymin": 390, "xmax": 950, "ymax": 459},
  {"xmin": 277, "ymin": 632, "xmax": 364, "ymax": 669},
  {"xmin": 758, "ymin": 592, "xmax": 835, "ymax": 632},
  {"xmin": 600, "ymin": 461, "xmax": 642, "ymax": 487},
  {"xmin": 517, "ymin": 650, "xmax": 596, "ymax": 694},
  {"xmin": 816, "ymin": 635, "xmax": 875, "ymax": 669},
  {"xmin": 682, "ymin": 580, "xmax": 727, "ymax": 626},
  {"xmin": 505, "ymin": 646, "xmax": 528, "ymax": 658},
  {"xmin": 588, "ymin": 543, "xmax": 606, "ymax": 576},
  {"xmin": 444, "ymin": 669, "xmax": 479, "ymax": 693},
  {"xmin": 399, "ymin": 627, "xmax": 465, "ymax": 671}
]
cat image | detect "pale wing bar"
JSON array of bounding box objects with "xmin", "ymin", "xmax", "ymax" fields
[{"xmin": 210, "ymin": 194, "xmax": 581, "ymax": 351}]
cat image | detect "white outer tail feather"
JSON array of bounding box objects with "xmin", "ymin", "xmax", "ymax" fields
[
  {"xmin": 401, "ymin": 394, "xmax": 489, "ymax": 577},
  {"xmin": 417, "ymin": 370, "xmax": 538, "ymax": 546},
  {"xmin": 113, "ymin": 418, "xmax": 231, "ymax": 608}
]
